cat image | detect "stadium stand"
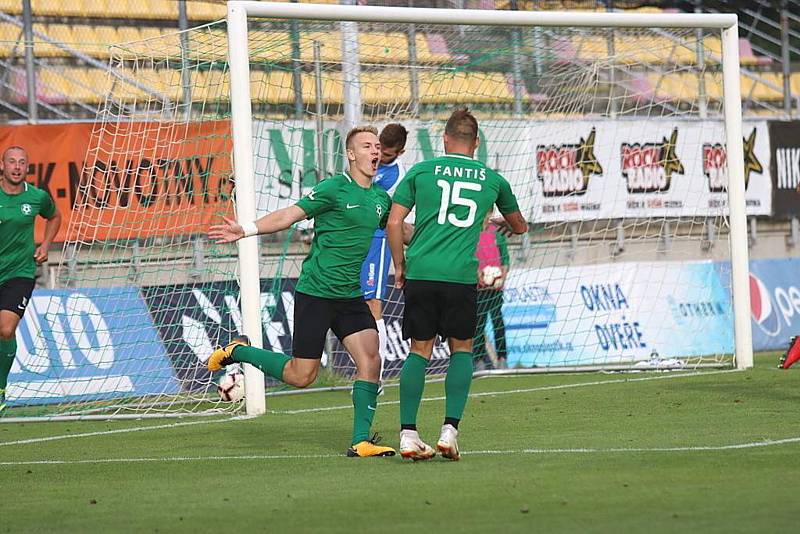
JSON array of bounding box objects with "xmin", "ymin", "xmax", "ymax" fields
[{"xmin": 0, "ymin": 0, "xmax": 793, "ymax": 119}]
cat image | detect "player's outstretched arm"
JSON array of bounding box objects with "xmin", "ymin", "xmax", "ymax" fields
[
  {"xmin": 491, "ymin": 211, "xmax": 528, "ymax": 236},
  {"xmin": 209, "ymin": 205, "xmax": 307, "ymax": 244},
  {"xmin": 387, "ymin": 203, "xmax": 411, "ymax": 288}
]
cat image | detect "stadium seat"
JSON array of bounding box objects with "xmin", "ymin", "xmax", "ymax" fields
[
  {"xmin": 0, "ymin": 22, "xmax": 23, "ymax": 58},
  {"xmin": 359, "ymin": 33, "xmax": 410, "ymax": 64},
  {"xmin": 97, "ymin": 0, "xmax": 178, "ymax": 21},
  {"xmin": 702, "ymin": 36, "xmax": 767, "ymax": 67},
  {"xmin": 791, "ymin": 72, "xmax": 800, "ymax": 97},
  {"xmin": 0, "ymin": 0, "xmax": 22, "ymax": 14},
  {"xmin": 468, "ymin": 72, "xmax": 516, "ymax": 103},
  {"xmin": 416, "ymin": 33, "xmax": 453, "ymax": 64},
  {"xmin": 361, "ymin": 71, "xmax": 412, "ymax": 105},
  {"xmin": 741, "ymin": 73, "xmax": 784, "ymax": 102},
  {"xmin": 570, "ymin": 36, "xmax": 609, "ymax": 62},
  {"xmin": 648, "ymin": 73, "xmax": 723, "ymax": 102},
  {"xmin": 116, "ymin": 26, "xmax": 143, "ymax": 46},
  {"xmin": 186, "ymin": 1, "xmax": 227, "ymax": 21},
  {"xmin": 417, "ymin": 70, "xmax": 514, "ymax": 104},
  {"xmin": 304, "ymin": 71, "xmax": 343, "ymax": 104},
  {"xmin": 251, "ymin": 70, "xmax": 292, "ymax": 104},
  {"xmin": 35, "ymin": 69, "xmax": 73, "ymax": 104},
  {"xmin": 30, "ymin": 0, "xmax": 88, "ymax": 17},
  {"xmin": 92, "ymin": 26, "xmax": 120, "ymax": 57},
  {"xmin": 617, "ymin": 35, "xmax": 697, "ymax": 66}
]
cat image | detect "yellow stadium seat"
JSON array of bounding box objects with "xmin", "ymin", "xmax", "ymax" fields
[
  {"xmin": 199, "ymin": 69, "xmax": 231, "ymax": 102},
  {"xmin": 415, "ymin": 33, "xmax": 451, "ymax": 64},
  {"xmin": 302, "ymin": 71, "xmax": 343, "ymax": 104},
  {"xmin": 741, "ymin": 73, "xmax": 784, "ymax": 102},
  {"xmin": 251, "ymin": 70, "xmax": 294, "ymax": 104},
  {"xmin": 129, "ymin": 28, "xmax": 182, "ymax": 59},
  {"xmin": 105, "ymin": 0, "xmax": 178, "ymax": 20},
  {"xmin": 186, "ymin": 29, "xmax": 229, "ymax": 62},
  {"xmin": 32, "ymin": 24, "xmax": 72, "ymax": 58},
  {"xmin": 419, "ymin": 71, "xmax": 465, "ymax": 104},
  {"xmin": 618, "ymin": 35, "xmax": 698, "ymax": 65},
  {"xmin": 249, "ymin": 31, "xmax": 292, "ymax": 63},
  {"xmin": 470, "ymin": 72, "xmax": 514, "ymax": 103},
  {"xmin": 36, "ymin": 69, "xmax": 72, "ymax": 104},
  {"xmin": 791, "ymin": 73, "xmax": 800, "ymax": 96},
  {"xmin": 702, "ymin": 36, "xmax": 722, "ymax": 61},
  {"xmin": 359, "ymin": 33, "xmax": 409, "ymax": 64},
  {"xmin": 649, "ymin": 72, "xmax": 784, "ymax": 103},
  {"xmin": 187, "ymin": 1, "xmax": 227, "ymax": 21},
  {"xmin": 570, "ymin": 36, "xmax": 609, "ymax": 62},
  {"xmin": 0, "ymin": 0, "xmax": 22, "ymax": 14},
  {"xmin": 361, "ymin": 71, "xmax": 412, "ymax": 105},
  {"xmin": 84, "ymin": 26, "xmax": 120, "ymax": 58},
  {"xmin": 30, "ymin": 0, "xmax": 86, "ymax": 17},
  {"xmin": 0, "ymin": 22, "xmax": 24, "ymax": 58},
  {"xmin": 117, "ymin": 27, "xmax": 143, "ymax": 45}
]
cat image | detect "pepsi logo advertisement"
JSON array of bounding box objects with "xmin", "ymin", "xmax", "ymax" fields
[{"xmin": 745, "ymin": 258, "xmax": 800, "ymax": 350}]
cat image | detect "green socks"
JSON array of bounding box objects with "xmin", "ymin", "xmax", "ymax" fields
[
  {"xmin": 0, "ymin": 338, "xmax": 17, "ymax": 393},
  {"xmin": 232, "ymin": 346, "xmax": 291, "ymax": 382},
  {"xmin": 445, "ymin": 352, "xmax": 474, "ymax": 426},
  {"xmin": 399, "ymin": 353, "xmax": 428, "ymax": 428},
  {"xmin": 351, "ymin": 380, "xmax": 379, "ymax": 445}
]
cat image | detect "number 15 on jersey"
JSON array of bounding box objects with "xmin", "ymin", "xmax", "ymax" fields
[{"xmin": 436, "ymin": 180, "xmax": 482, "ymax": 228}]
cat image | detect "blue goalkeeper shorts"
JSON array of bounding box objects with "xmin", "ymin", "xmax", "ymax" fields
[{"xmin": 360, "ymin": 230, "xmax": 392, "ymax": 301}]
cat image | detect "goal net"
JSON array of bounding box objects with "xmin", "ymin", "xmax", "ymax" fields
[{"xmin": 4, "ymin": 4, "xmax": 752, "ymax": 420}]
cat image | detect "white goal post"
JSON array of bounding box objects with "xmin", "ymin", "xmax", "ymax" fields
[{"xmin": 225, "ymin": 2, "xmax": 753, "ymax": 417}]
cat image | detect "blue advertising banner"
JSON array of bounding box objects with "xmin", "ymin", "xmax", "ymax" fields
[
  {"xmin": 8, "ymin": 287, "xmax": 179, "ymax": 406},
  {"xmin": 741, "ymin": 257, "xmax": 800, "ymax": 351},
  {"xmin": 495, "ymin": 261, "xmax": 734, "ymax": 367}
]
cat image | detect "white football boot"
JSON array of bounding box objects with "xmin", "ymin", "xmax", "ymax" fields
[
  {"xmin": 399, "ymin": 429, "xmax": 436, "ymax": 461},
  {"xmin": 436, "ymin": 424, "xmax": 460, "ymax": 461}
]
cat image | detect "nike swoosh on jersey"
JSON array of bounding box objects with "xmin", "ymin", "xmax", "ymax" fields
[
  {"xmin": 346, "ymin": 204, "xmax": 360, "ymax": 209},
  {"xmin": 367, "ymin": 405, "xmax": 376, "ymax": 411}
]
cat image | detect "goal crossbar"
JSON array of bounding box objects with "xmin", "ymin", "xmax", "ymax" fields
[{"xmin": 229, "ymin": 1, "xmax": 738, "ymax": 29}]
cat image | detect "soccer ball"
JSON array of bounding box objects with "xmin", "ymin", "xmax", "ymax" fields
[
  {"xmin": 217, "ymin": 372, "xmax": 245, "ymax": 402},
  {"xmin": 481, "ymin": 265, "xmax": 503, "ymax": 289}
]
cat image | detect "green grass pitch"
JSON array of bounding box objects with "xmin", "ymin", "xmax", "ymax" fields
[{"xmin": 1, "ymin": 353, "xmax": 797, "ymax": 533}]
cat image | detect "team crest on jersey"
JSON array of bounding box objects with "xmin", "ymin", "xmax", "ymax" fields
[
  {"xmin": 621, "ymin": 128, "xmax": 684, "ymax": 194},
  {"xmin": 375, "ymin": 204, "xmax": 383, "ymax": 217},
  {"xmin": 20, "ymin": 203, "xmax": 32, "ymax": 215},
  {"xmin": 702, "ymin": 128, "xmax": 762, "ymax": 193},
  {"xmin": 536, "ymin": 128, "xmax": 602, "ymax": 197}
]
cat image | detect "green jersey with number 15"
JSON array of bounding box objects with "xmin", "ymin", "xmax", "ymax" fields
[{"xmin": 393, "ymin": 153, "xmax": 519, "ymax": 285}]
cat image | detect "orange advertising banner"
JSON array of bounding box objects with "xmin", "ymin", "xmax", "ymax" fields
[{"xmin": 0, "ymin": 121, "xmax": 233, "ymax": 243}]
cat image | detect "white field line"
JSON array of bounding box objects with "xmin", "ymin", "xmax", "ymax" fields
[
  {"xmin": 0, "ymin": 369, "xmax": 736, "ymax": 448},
  {"xmin": 1, "ymin": 436, "xmax": 798, "ymax": 467},
  {"xmin": 272, "ymin": 369, "xmax": 738, "ymax": 415},
  {"xmin": 0, "ymin": 416, "xmax": 250, "ymax": 447}
]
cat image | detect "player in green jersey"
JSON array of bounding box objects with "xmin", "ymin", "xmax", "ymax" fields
[
  {"xmin": 0, "ymin": 146, "xmax": 62, "ymax": 412},
  {"xmin": 207, "ymin": 126, "xmax": 399, "ymax": 457},
  {"xmin": 386, "ymin": 108, "xmax": 528, "ymax": 460}
]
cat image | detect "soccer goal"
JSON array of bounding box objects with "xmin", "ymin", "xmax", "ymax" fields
[{"xmin": 4, "ymin": 2, "xmax": 753, "ymax": 421}]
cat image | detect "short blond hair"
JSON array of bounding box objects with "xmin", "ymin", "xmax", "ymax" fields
[{"xmin": 345, "ymin": 125, "xmax": 379, "ymax": 149}]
